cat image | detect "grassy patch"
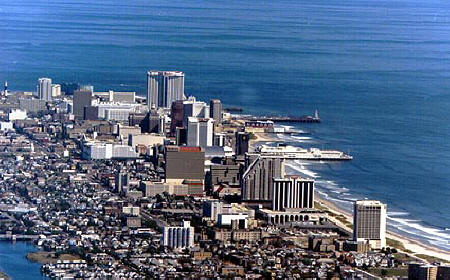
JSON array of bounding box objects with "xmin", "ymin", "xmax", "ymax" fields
[
  {"xmin": 366, "ymin": 268, "xmax": 408, "ymax": 277},
  {"xmin": 386, "ymin": 238, "xmax": 403, "ymax": 249},
  {"xmin": 393, "ymin": 253, "xmax": 417, "ymax": 263},
  {"xmin": 386, "ymin": 238, "xmax": 413, "ymax": 253},
  {"xmin": 27, "ymin": 251, "xmax": 81, "ymax": 264},
  {"xmin": 335, "ymin": 215, "xmax": 353, "ymax": 229}
]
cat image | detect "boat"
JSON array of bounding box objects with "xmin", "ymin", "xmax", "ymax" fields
[{"xmin": 256, "ymin": 144, "xmax": 353, "ymax": 160}]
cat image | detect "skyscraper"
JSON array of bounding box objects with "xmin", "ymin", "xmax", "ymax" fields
[
  {"xmin": 170, "ymin": 100, "xmax": 184, "ymax": 136},
  {"xmin": 51, "ymin": 84, "xmax": 61, "ymax": 97},
  {"xmin": 236, "ymin": 132, "xmax": 250, "ymax": 155},
  {"xmin": 209, "ymin": 99, "xmax": 222, "ymax": 122},
  {"xmin": 353, "ymin": 200, "xmax": 387, "ymax": 250},
  {"xmin": 115, "ymin": 171, "xmax": 130, "ymax": 193},
  {"xmin": 187, "ymin": 117, "xmax": 214, "ymax": 148},
  {"xmin": 38, "ymin": 78, "xmax": 52, "ymax": 101},
  {"xmin": 183, "ymin": 96, "xmax": 209, "ymax": 125},
  {"xmin": 147, "ymin": 71, "xmax": 185, "ymax": 108},
  {"xmin": 272, "ymin": 176, "xmax": 314, "ymax": 211},
  {"xmin": 242, "ymin": 154, "xmax": 285, "ymax": 202},
  {"xmin": 73, "ymin": 89, "xmax": 93, "ymax": 119}
]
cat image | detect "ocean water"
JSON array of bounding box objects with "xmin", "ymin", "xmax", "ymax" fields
[{"xmin": 1, "ymin": 0, "xmax": 450, "ymax": 251}]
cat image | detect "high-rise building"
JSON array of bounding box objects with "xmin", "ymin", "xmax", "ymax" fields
[
  {"xmin": 170, "ymin": 100, "xmax": 184, "ymax": 135},
  {"xmin": 73, "ymin": 90, "xmax": 93, "ymax": 119},
  {"xmin": 38, "ymin": 78, "xmax": 52, "ymax": 101},
  {"xmin": 162, "ymin": 221, "xmax": 194, "ymax": 249},
  {"xmin": 236, "ymin": 132, "xmax": 250, "ymax": 155},
  {"xmin": 147, "ymin": 108, "xmax": 165, "ymax": 134},
  {"xmin": 51, "ymin": 84, "xmax": 61, "ymax": 97},
  {"xmin": 353, "ymin": 200, "xmax": 387, "ymax": 250},
  {"xmin": 272, "ymin": 176, "xmax": 314, "ymax": 211},
  {"xmin": 210, "ymin": 99, "xmax": 222, "ymax": 122},
  {"xmin": 187, "ymin": 117, "xmax": 214, "ymax": 148},
  {"xmin": 164, "ymin": 146, "xmax": 205, "ymax": 181},
  {"xmin": 183, "ymin": 96, "xmax": 209, "ymax": 125},
  {"xmin": 242, "ymin": 154, "xmax": 285, "ymax": 202},
  {"xmin": 147, "ymin": 70, "xmax": 185, "ymax": 108},
  {"xmin": 115, "ymin": 171, "xmax": 130, "ymax": 193}
]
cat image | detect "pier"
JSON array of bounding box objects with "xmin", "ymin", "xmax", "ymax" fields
[
  {"xmin": 242, "ymin": 110, "xmax": 321, "ymax": 123},
  {"xmin": 251, "ymin": 116, "xmax": 321, "ymax": 123}
]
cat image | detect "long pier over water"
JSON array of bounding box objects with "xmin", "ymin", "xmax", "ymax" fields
[
  {"xmin": 248, "ymin": 116, "xmax": 321, "ymax": 123},
  {"xmin": 240, "ymin": 110, "xmax": 321, "ymax": 123}
]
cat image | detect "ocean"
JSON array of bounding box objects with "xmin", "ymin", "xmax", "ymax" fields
[{"xmin": 1, "ymin": 0, "xmax": 450, "ymax": 252}]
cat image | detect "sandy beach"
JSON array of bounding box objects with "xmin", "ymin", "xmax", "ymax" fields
[
  {"xmin": 252, "ymin": 133, "xmax": 450, "ymax": 263},
  {"xmin": 249, "ymin": 132, "xmax": 283, "ymax": 148}
]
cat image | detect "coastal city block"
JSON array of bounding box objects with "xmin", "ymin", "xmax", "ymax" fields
[{"xmin": 0, "ymin": 72, "xmax": 448, "ymax": 279}]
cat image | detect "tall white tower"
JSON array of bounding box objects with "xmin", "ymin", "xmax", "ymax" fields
[
  {"xmin": 187, "ymin": 117, "xmax": 213, "ymax": 148},
  {"xmin": 38, "ymin": 78, "xmax": 52, "ymax": 101},
  {"xmin": 147, "ymin": 70, "xmax": 184, "ymax": 108}
]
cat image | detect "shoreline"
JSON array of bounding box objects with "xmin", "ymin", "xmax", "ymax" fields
[
  {"xmin": 316, "ymin": 195, "xmax": 450, "ymax": 263},
  {"xmin": 251, "ymin": 132, "xmax": 450, "ymax": 262},
  {"xmin": 0, "ymin": 241, "xmax": 43, "ymax": 279}
]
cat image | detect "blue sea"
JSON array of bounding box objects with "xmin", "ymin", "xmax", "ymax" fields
[{"xmin": 1, "ymin": 0, "xmax": 450, "ymax": 254}]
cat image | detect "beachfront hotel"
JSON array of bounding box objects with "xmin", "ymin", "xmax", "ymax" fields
[
  {"xmin": 353, "ymin": 200, "xmax": 387, "ymax": 250},
  {"xmin": 147, "ymin": 70, "xmax": 185, "ymax": 109},
  {"xmin": 272, "ymin": 176, "xmax": 314, "ymax": 211},
  {"xmin": 38, "ymin": 77, "xmax": 52, "ymax": 101}
]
